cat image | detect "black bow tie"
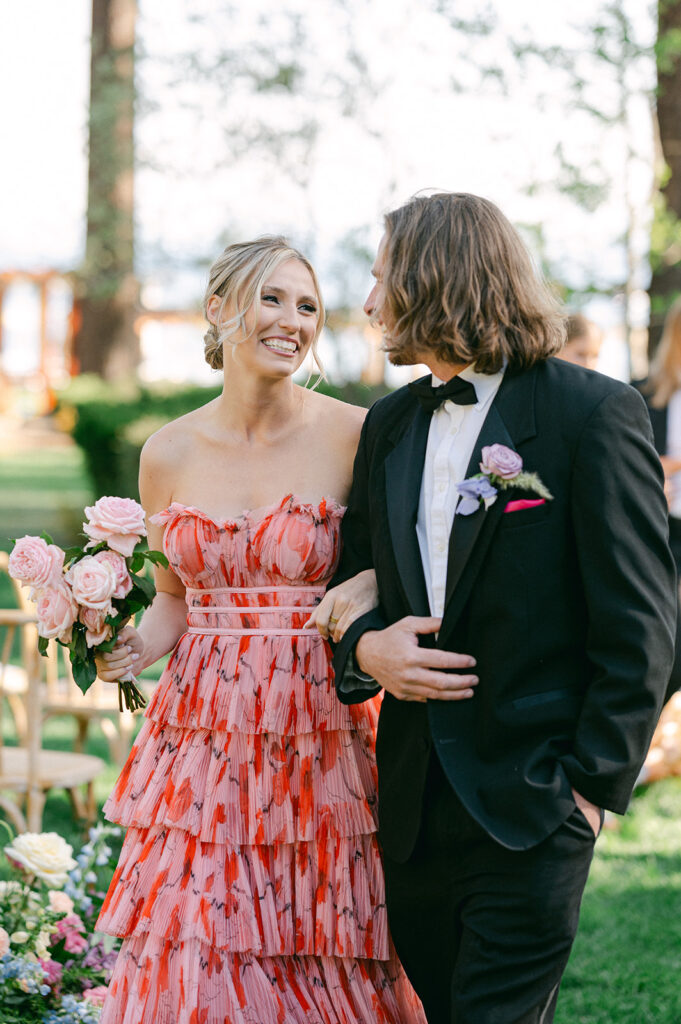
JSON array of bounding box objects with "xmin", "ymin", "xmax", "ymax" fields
[{"xmin": 408, "ymin": 374, "xmax": 478, "ymax": 412}]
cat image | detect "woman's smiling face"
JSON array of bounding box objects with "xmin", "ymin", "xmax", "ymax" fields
[{"xmin": 208, "ymin": 258, "xmax": 320, "ymax": 378}]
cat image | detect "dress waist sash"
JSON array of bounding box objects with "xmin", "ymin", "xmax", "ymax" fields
[{"xmin": 185, "ymin": 585, "xmax": 326, "ymax": 636}]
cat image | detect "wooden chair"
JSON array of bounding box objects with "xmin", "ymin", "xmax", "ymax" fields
[
  {"xmin": 1, "ymin": 552, "xmax": 150, "ymax": 767},
  {"xmin": 0, "ymin": 554, "xmax": 106, "ymax": 832}
]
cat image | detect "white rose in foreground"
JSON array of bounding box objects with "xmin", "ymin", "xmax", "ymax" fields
[
  {"xmin": 0, "ymin": 927, "xmax": 9, "ymax": 956},
  {"xmin": 5, "ymin": 832, "xmax": 77, "ymax": 888}
]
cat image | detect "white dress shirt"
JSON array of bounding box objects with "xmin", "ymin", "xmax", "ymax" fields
[{"xmin": 416, "ymin": 365, "xmax": 505, "ymax": 617}]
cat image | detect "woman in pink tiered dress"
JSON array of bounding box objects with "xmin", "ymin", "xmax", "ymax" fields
[{"xmin": 95, "ymin": 236, "xmax": 426, "ymax": 1024}]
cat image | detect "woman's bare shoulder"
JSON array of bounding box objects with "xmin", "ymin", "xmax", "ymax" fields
[
  {"xmin": 302, "ymin": 387, "xmax": 367, "ymax": 440},
  {"xmin": 141, "ymin": 402, "xmax": 215, "ymax": 470}
]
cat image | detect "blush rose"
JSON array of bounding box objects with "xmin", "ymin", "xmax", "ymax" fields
[
  {"xmin": 66, "ymin": 556, "xmax": 117, "ymax": 612},
  {"xmin": 84, "ymin": 496, "xmax": 147, "ymax": 558},
  {"xmin": 9, "ymin": 537, "xmax": 64, "ymax": 590},
  {"xmin": 35, "ymin": 584, "xmax": 79, "ymax": 643},
  {"xmin": 94, "ymin": 550, "xmax": 132, "ymax": 599},
  {"xmin": 79, "ymin": 606, "xmax": 113, "ymax": 648},
  {"xmin": 480, "ymin": 444, "xmax": 523, "ymax": 479}
]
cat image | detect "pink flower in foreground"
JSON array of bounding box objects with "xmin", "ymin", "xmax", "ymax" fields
[
  {"xmin": 35, "ymin": 583, "xmax": 79, "ymax": 643},
  {"xmin": 54, "ymin": 912, "xmax": 88, "ymax": 953},
  {"xmin": 0, "ymin": 927, "xmax": 9, "ymax": 957},
  {"xmin": 83, "ymin": 985, "xmax": 109, "ymax": 1006},
  {"xmin": 39, "ymin": 957, "xmax": 63, "ymax": 988},
  {"xmin": 64, "ymin": 930, "xmax": 89, "ymax": 954},
  {"xmin": 48, "ymin": 889, "xmax": 74, "ymax": 915},
  {"xmin": 79, "ymin": 606, "xmax": 113, "ymax": 648},
  {"xmin": 66, "ymin": 556, "xmax": 117, "ymax": 611},
  {"xmin": 9, "ymin": 536, "xmax": 64, "ymax": 589},
  {"xmin": 94, "ymin": 550, "xmax": 132, "ymax": 599},
  {"xmin": 84, "ymin": 496, "xmax": 146, "ymax": 557},
  {"xmin": 55, "ymin": 913, "xmax": 86, "ymax": 937}
]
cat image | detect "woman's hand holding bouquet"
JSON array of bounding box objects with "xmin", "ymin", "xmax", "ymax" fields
[{"xmin": 9, "ymin": 496, "xmax": 167, "ymax": 712}]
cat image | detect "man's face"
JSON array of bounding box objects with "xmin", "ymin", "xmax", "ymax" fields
[
  {"xmin": 364, "ymin": 233, "xmax": 389, "ymax": 328},
  {"xmin": 364, "ymin": 233, "xmax": 415, "ymax": 364}
]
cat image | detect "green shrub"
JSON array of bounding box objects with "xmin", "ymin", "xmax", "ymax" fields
[{"xmin": 59, "ymin": 375, "xmax": 391, "ymax": 500}]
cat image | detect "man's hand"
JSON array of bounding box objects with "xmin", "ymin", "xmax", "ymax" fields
[
  {"xmin": 355, "ymin": 617, "xmax": 478, "ymax": 702},
  {"xmin": 572, "ymin": 787, "xmax": 602, "ymax": 838}
]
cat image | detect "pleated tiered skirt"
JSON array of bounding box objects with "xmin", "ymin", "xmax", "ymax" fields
[{"xmin": 97, "ymin": 585, "xmax": 425, "ymax": 1023}]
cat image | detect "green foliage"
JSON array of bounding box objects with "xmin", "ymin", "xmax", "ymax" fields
[
  {"xmin": 58, "ymin": 376, "xmax": 222, "ymax": 500},
  {"xmin": 59, "ymin": 374, "xmax": 390, "ymax": 500},
  {"xmin": 649, "ymin": 192, "xmax": 681, "ymax": 277}
]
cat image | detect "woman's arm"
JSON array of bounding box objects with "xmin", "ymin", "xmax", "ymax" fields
[{"xmin": 95, "ymin": 431, "xmax": 188, "ymax": 682}]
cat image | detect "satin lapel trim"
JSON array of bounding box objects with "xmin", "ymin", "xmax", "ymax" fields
[
  {"xmin": 384, "ymin": 405, "xmax": 431, "ymax": 617},
  {"xmin": 439, "ymin": 367, "xmax": 538, "ymax": 643},
  {"xmin": 442, "ymin": 403, "xmax": 514, "ymax": 612}
]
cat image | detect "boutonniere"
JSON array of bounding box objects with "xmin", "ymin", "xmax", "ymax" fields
[{"xmin": 456, "ymin": 444, "xmax": 553, "ymax": 516}]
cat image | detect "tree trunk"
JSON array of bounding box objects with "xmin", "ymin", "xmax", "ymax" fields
[
  {"xmin": 74, "ymin": 0, "xmax": 139, "ymax": 379},
  {"xmin": 649, "ymin": 0, "xmax": 681, "ymax": 354}
]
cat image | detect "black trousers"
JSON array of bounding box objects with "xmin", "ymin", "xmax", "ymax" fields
[{"xmin": 382, "ymin": 754, "xmax": 599, "ymax": 1024}]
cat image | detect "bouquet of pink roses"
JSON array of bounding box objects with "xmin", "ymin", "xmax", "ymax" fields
[{"xmin": 8, "ymin": 496, "xmax": 167, "ymax": 712}]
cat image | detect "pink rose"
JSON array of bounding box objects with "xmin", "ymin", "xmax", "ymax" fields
[
  {"xmin": 480, "ymin": 444, "xmax": 523, "ymax": 480},
  {"xmin": 83, "ymin": 985, "xmax": 109, "ymax": 1007},
  {"xmin": 35, "ymin": 583, "xmax": 79, "ymax": 643},
  {"xmin": 84, "ymin": 496, "xmax": 146, "ymax": 558},
  {"xmin": 94, "ymin": 550, "xmax": 132, "ymax": 599},
  {"xmin": 0, "ymin": 927, "xmax": 9, "ymax": 957},
  {"xmin": 66, "ymin": 556, "xmax": 117, "ymax": 611},
  {"xmin": 79, "ymin": 606, "xmax": 113, "ymax": 648},
  {"xmin": 9, "ymin": 536, "xmax": 64, "ymax": 589}
]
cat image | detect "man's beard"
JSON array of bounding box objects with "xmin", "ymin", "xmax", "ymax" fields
[{"xmin": 384, "ymin": 341, "xmax": 422, "ymax": 366}]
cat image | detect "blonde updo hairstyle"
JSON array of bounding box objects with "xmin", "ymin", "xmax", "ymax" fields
[{"xmin": 203, "ymin": 235, "xmax": 326, "ymax": 375}]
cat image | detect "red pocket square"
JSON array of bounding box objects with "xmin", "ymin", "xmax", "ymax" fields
[{"xmin": 504, "ymin": 498, "xmax": 546, "ymax": 513}]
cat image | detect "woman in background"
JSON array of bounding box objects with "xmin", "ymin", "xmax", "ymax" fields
[
  {"xmin": 95, "ymin": 236, "xmax": 426, "ymax": 1024},
  {"xmin": 641, "ymin": 297, "xmax": 681, "ymax": 569}
]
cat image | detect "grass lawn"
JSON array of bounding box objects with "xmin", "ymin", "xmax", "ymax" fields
[{"xmin": 556, "ymin": 780, "xmax": 681, "ymax": 1022}]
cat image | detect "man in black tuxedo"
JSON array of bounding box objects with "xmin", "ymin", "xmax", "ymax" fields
[{"xmin": 330, "ymin": 193, "xmax": 676, "ymax": 1023}]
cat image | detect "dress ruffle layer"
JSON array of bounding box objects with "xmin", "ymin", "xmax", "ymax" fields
[
  {"xmin": 105, "ymin": 720, "xmax": 377, "ymax": 846},
  {"xmin": 147, "ymin": 633, "xmax": 379, "ymax": 737},
  {"xmin": 105, "ymin": 937, "xmax": 423, "ymax": 1024},
  {"xmin": 98, "ymin": 825, "xmax": 387, "ymax": 958}
]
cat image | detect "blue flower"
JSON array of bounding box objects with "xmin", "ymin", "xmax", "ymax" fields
[{"xmin": 456, "ymin": 476, "xmax": 498, "ymax": 516}]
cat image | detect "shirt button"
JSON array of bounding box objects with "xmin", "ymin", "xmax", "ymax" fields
[
  {"xmin": 437, "ymin": 542, "xmax": 446, "ymax": 553},
  {"xmin": 438, "ymin": 482, "xmax": 446, "ymax": 493}
]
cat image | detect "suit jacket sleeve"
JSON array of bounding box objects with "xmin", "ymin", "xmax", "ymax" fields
[
  {"xmin": 331, "ymin": 407, "xmax": 386, "ymax": 704},
  {"xmin": 560, "ymin": 385, "xmax": 677, "ymax": 811}
]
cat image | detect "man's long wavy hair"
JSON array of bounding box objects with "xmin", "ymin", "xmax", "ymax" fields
[{"xmin": 380, "ymin": 192, "xmax": 566, "ymax": 373}]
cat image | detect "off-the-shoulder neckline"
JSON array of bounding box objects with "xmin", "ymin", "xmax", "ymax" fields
[{"xmin": 150, "ymin": 493, "xmax": 347, "ymax": 529}]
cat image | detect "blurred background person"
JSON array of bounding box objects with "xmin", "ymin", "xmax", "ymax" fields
[
  {"xmin": 557, "ymin": 313, "xmax": 603, "ymax": 371},
  {"xmin": 638, "ymin": 297, "xmax": 681, "ymax": 570}
]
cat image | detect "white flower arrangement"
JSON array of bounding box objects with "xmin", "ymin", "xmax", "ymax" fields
[{"xmin": 0, "ymin": 823, "xmax": 122, "ymax": 1023}]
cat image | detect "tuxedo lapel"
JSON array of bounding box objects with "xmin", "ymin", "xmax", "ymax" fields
[
  {"xmin": 384, "ymin": 403, "xmax": 432, "ymax": 617},
  {"xmin": 439, "ymin": 368, "xmax": 538, "ymax": 645}
]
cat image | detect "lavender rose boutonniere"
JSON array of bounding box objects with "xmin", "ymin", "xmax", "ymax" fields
[{"xmin": 456, "ymin": 443, "xmax": 553, "ymax": 516}]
